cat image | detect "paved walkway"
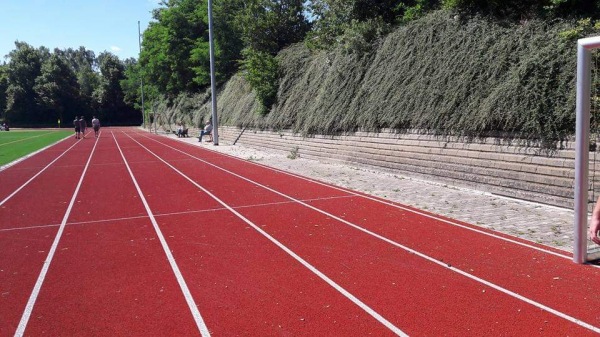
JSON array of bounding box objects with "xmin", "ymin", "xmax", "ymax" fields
[{"xmin": 170, "ymin": 133, "xmax": 580, "ymax": 254}]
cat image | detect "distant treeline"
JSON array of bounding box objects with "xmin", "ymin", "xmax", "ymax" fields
[
  {"xmin": 0, "ymin": 44, "xmax": 140, "ymax": 127},
  {"xmin": 1, "ymin": 0, "xmax": 600, "ymax": 133}
]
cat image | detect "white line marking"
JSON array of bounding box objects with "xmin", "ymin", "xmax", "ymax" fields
[
  {"xmin": 14, "ymin": 134, "xmax": 101, "ymax": 337},
  {"xmin": 125, "ymin": 132, "xmax": 408, "ymax": 336},
  {"xmin": 0, "ymin": 196, "xmax": 355, "ymax": 233},
  {"xmin": 0, "ymin": 223, "xmax": 60, "ymax": 232},
  {"xmin": 112, "ymin": 132, "xmax": 211, "ymax": 337},
  {"xmin": 179, "ymin": 137, "xmax": 574, "ymax": 260},
  {"xmin": 141, "ymin": 132, "xmax": 600, "ymax": 333},
  {"xmin": 0, "ymin": 137, "xmax": 79, "ymax": 206},
  {"xmin": 0, "ymin": 131, "xmax": 56, "ymax": 147}
]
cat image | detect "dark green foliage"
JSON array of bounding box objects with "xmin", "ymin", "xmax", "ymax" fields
[
  {"xmin": 213, "ymin": 0, "xmax": 245, "ymax": 79},
  {"xmin": 141, "ymin": 0, "xmax": 210, "ymax": 97},
  {"xmin": 34, "ymin": 52, "xmax": 81, "ymax": 125},
  {"xmin": 234, "ymin": 0, "xmax": 310, "ymax": 113},
  {"xmin": 95, "ymin": 52, "xmax": 141, "ymax": 125},
  {"xmin": 236, "ymin": 0, "xmax": 311, "ymax": 55},
  {"xmin": 5, "ymin": 42, "xmax": 43, "ymax": 125},
  {"xmin": 442, "ymin": 0, "xmax": 600, "ymax": 20},
  {"xmin": 139, "ymin": 0, "xmax": 246, "ymax": 99},
  {"xmin": 120, "ymin": 58, "xmax": 142, "ymax": 110},
  {"xmin": 0, "ymin": 41, "xmax": 138, "ymax": 127},
  {"xmin": 0, "ymin": 64, "xmax": 8, "ymax": 120},
  {"xmin": 213, "ymin": 10, "xmax": 596, "ymax": 147},
  {"xmin": 241, "ymin": 49, "xmax": 279, "ymax": 115},
  {"xmin": 306, "ymin": 0, "xmax": 441, "ymax": 51}
]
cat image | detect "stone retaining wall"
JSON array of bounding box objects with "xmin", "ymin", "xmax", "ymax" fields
[{"xmin": 216, "ymin": 126, "xmax": 600, "ymax": 209}]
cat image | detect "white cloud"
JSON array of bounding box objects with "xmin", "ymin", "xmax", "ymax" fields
[{"xmin": 110, "ymin": 46, "xmax": 121, "ymax": 53}]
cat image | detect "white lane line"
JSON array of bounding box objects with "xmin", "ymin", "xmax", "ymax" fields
[
  {"xmin": 168, "ymin": 135, "xmax": 573, "ymax": 260},
  {"xmin": 0, "ymin": 136, "xmax": 80, "ymax": 206},
  {"xmin": 0, "ymin": 223, "xmax": 60, "ymax": 232},
  {"xmin": 142, "ymin": 133, "xmax": 600, "ymax": 334},
  {"xmin": 14, "ymin": 134, "xmax": 101, "ymax": 337},
  {"xmin": 0, "ymin": 131, "xmax": 56, "ymax": 147},
  {"xmin": 111, "ymin": 132, "xmax": 211, "ymax": 337},
  {"xmin": 0, "ymin": 196, "xmax": 357, "ymax": 233},
  {"xmin": 269, "ymin": 168, "xmax": 574, "ymax": 259},
  {"xmin": 125, "ymin": 132, "xmax": 408, "ymax": 336}
]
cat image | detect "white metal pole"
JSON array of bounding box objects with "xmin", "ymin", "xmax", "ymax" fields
[
  {"xmin": 574, "ymin": 36, "xmax": 600, "ymax": 263},
  {"xmin": 208, "ymin": 0, "xmax": 219, "ymax": 145},
  {"xmin": 138, "ymin": 21, "xmax": 146, "ymax": 129},
  {"xmin": 574, "ymin": 42, "xmax": 591, "ymax": 263}
]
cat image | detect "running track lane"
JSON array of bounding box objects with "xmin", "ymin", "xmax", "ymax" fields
[
  {"xmin": 2, "ymin": 127, "xmax": 596, "ymax": 334},
  {"xmin": 0, "ymin": 134, "xmax": 96, "ymax": 336},
  {"xmin": 18, "ymin": 132, "xmax": 203, "ymax": 336},
  {"xmin": 130, "ymin": 130, "xmax": 600, "ymax": 335},
  {"xmin": 0, "ymin": 133, "xmax": 79, "ymax": 202},
  {"xmin": 116, "ymin": 131, "xmax": 403, "ymax": 336}
]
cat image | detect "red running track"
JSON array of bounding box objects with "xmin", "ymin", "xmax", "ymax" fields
[{"xmin": 1, "ymin": 127, "xmax": 600, "ymax": 336}]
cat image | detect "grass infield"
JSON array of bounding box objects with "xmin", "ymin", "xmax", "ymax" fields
[{"xmin": 0, "ymin": 129, "xmax": 72, "ymax": 166}]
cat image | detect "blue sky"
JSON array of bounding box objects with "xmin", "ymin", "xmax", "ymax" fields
[{"xmin": 0, "ymin": 0, "xmax": 159, "ymax": 62}]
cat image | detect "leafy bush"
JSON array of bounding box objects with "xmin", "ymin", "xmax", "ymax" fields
[{"xmin": 241, "ymin": 48, "xmax": 279, "ymax": 115}]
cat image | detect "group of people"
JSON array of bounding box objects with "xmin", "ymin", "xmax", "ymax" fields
[
  {"xmin": 173, "ymin": 120, "xmax": 212, "ymax": 142},
  {"xmin": 176, "ymin": 123, "xmax": 188, "ymax": 138},
  {"xmin": 74, "ymin": 116, "xmax": 100, "ymax": 139}
]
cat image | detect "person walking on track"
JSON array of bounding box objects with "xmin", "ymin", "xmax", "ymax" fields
[
  {"xmin": 79, "ymin": 116, "xmax": 86, "ymax": 139},
  {"xmin": 92, "ymin": 116, "xmax": 100, "ymax": 137},
  {"xmin": 74, "ymin": 117, "xmax": 81, "ymax": 139}
]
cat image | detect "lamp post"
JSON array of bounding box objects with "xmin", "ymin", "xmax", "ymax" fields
[
  {"xmin": 138, "ymin": 20, "xmax": 146, "ymax": 129},
  {"xmin": 208, "ymin": 0, "xmax": 219, "ymax": 145}
]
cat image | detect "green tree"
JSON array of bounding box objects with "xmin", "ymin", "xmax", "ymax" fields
[
  {"xmin": 120, "ymin": 58, "xmax": 145, "ymax": 110},
  {"xmin": 5, "ymin": 42, "xmax": 43, "ymax": 125},
  {"xmin": 241, "ymin": 48, "xmax": 279, "ymax": 115},
  {"xmin": 61, "ymin": 47, "xmax": 99, "ymax": 113},
  {"xmin": 34, "ymin": 51, "xmax": 81, "ymax": 125},
  {"xmin": 0, "ymin": 63, "xmax": 7, "ymax": 121},
  {"xmin": 306, "ymin": 0, "xmax": 440, "ymax": 50},
  {"xmin": 236, "ymin": 0, "xmax": 310, "ymax": 54},
  {"xmin": 235, "ymin": 0, "xmax": 310, "ymax": 112},
  {"xmin": 140, "ymin": 0, "xmax": 210, "ymax": 98},
  {"xmin": 140, "ymin": 20, "xmax": 172, "ymax": 97},
  {"xmin": 95, "ymin": 52, "xmax": 140, "ymax": 124},
  {"xmin": 442, "ymin": 0, "xmax": 600, "ymax": 19},
  {"xmin": 213, "ymin": 0, "xmax": 245, "ymax": 79}
]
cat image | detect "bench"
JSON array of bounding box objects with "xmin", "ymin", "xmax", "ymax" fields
[
  {"xmin": 198, "ymin": 130, "xmax": 212, "ymax": 142},
  {"xmin": 174, "ymin": 128, "xmax": 189, "ymax": 138}
]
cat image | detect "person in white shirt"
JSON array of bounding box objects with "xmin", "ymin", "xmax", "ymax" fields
[{"xmin": 91, "ymin": 116, "xmax": 100, "ymax": 137}]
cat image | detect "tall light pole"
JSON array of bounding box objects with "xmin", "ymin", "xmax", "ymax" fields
[
  {"xmin": 208, "ymin": 0, "xmax": 219, "ymax": 145},
  {"xmin": 138, "ymin": 21, "xmax": 146, "ymax": 129}
]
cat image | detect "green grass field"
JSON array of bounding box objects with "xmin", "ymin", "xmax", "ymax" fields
[{"xmin": 0, "ymin": 129, "xmax": 73, "ymax": 166}]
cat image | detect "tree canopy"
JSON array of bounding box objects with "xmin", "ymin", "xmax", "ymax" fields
[
  {"xmin": 2, "ymin": 0, "xmax": 600, "ymax": 129},
  {"xmin": 0, "ymin": 42, "xmax": 140, "ymax": 127}
]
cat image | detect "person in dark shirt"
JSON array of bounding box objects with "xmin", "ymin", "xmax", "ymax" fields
[{"xmin": 74, "ymin": 117, "xmax": 81, "ymax": 139}]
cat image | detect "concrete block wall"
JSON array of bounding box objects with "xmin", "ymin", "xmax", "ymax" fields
[{"xmin": 216, "ymin": 126, "xmax": 600, "ymax": 210}]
